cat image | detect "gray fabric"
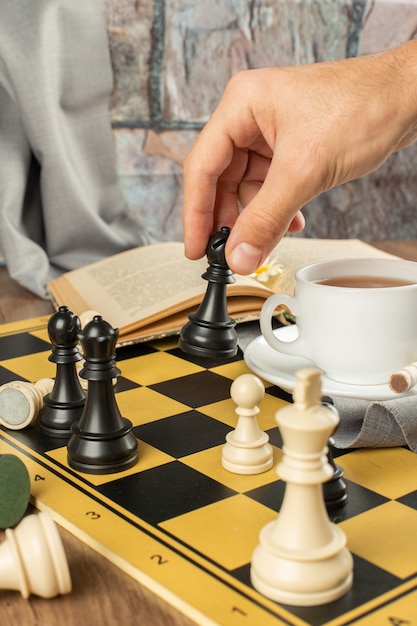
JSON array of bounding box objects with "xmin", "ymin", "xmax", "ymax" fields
[
  {"xmin": 330, "ymin": 395, "xmax": 417, "ymax": 452},
  {"xmin": 0, "ymin": 0, "xmax": 150, "ymax": 298}
]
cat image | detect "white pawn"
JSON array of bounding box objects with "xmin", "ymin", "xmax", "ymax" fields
[
  {"xmin": 0, "ymin": 511, "xmax": 72, "ymax": 598},
  {"xmin": 251, "ymin": 368, "xmax": 353, "ymax": 606},
  {"xmin": 0, "ymin": 379, "xmax": 54, "ymax": 430},
  {"xmin": 222, "ymin": 374, "xmax": 273, "ymax": 474}
]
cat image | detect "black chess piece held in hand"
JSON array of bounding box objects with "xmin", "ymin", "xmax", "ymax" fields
[
  {"xmin": 179, "ymin": 226, "xmax": 238, "ymax": 359},
  {"xmin": 67, "ymin": 315, "xmax": 138, "ymax": 474}
]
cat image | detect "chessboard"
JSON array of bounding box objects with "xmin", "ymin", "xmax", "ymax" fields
[{"xmin": 1, "ymin": 315, "xmax": 417, "ymax": 626}]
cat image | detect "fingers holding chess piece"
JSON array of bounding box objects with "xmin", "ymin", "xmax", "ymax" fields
[
  {"xmin": 0, "ymin": 379, "xmax": 54, "ymax": 430},
  {"xmin": 0, "ymin": 511, "xmax": 72, "ymax": 598},
  {"xmin": 222, "ymin": 374, "xmax": 273, "ymax": 474}
]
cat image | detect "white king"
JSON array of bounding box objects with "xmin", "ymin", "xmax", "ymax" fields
[{"xmin": 251, "ymin": 368, "xmax": 353, "ymax": 606}]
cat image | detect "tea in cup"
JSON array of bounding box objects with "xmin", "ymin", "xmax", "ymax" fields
[{"xmin": 260, "ymin": 258, "xmax": 417, "ymax": 385}]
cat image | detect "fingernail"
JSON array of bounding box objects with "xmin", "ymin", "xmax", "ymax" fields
[{"xmin": 229, "ymin": 242, "xmax": 263, "ymax": 274}]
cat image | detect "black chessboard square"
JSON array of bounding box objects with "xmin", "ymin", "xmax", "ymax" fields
[
  {"xmin": 4, "ymin": 423, "xmax": 67, "ymax": 453},
  {"xmin": 264, "ymin": 384, "xmax": 293, "ymax": 404},
  {"xmin": 330, "ymin": 446, "xmax": 360, "ymax": 459},
  {"xmin": 244, "ymin": 478, "xmax": 389, "ymax": 522},
  {"xmin": 149, "ymin": 370, "xmax": 233, "ymax": 408},
  {"xmin": 284, "ymin": 554, "xmax": 401, "ymax": 625},
  {"xmin": 326, "ymin": 480, "xmax": 390, "ymax": 523},
  {"xmin": 230, "ymin": 554, "xmax": 401, "ymax": 626},
  {"xmin": 244, "ymin": 479, "xmax": 286, "ymax": 513},
  {"xmin": 0, "ymin": 332, "xmax": 51, "ymax": 360},
  {"xmin": 266, "ymin": 426, "xmax": 283, "ymax": 449},
  {"xmin": 134, "ymin": 410, "xmax": 232, "ymax": 458},
  {"xmin": 116, "ymin": 342, "xmax": 158, "ymax": 362},
  {"xmin": 0, "ymin": 365, "xmax": 29, "ymax": 385},
  {"xmin": 398, "ymin": 489, "xmax": 417, "ymax": 510},
  {"xmin": 115, "ymin": 376, "xmax": 141, "ymax": 393},
  {"xmin": 96, "ymin": 461, "xmax": 237, "ymax": 525}
]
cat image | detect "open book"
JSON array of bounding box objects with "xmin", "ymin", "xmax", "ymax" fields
[{"xmin": 46, "ymin": 237, "xmax": 396, "ymax": 345}]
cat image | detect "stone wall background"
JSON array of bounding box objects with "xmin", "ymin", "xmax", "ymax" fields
[{"xmin": 104, "ymin": 0, "xmax": 417, "ymax": 244}]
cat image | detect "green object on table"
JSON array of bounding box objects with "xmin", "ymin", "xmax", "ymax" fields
[{"xmin": 0, "ymin": 455, "xmax": 30, "ymax": 529}]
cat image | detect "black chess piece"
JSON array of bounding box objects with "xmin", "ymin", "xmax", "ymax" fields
[
  {"xmin": 323, "ymin": 436, "xmax": 348, "ymax": 510},
  {"xmin": 320, "ymin": 402, "xmax": 348, "ymax": 510},
  {"xmin": 179, "ymin": 226, "xmax": 238, "ymax": 358},
  {"xmin": 67, "ymin": 315, "xmax": 138, "ymax": 474},
  {"xmin": 39, "ymin": 306, "xmax": 85, "ymax": 438}
]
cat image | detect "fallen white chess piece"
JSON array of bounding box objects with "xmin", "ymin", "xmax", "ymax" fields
[
  {"xmin": 0, "ymin": 379, "xmax": 54, "ymax": 429},
  {"xmin": 0, "ymin": 510, "xmax": 72, "ymax": 598}
]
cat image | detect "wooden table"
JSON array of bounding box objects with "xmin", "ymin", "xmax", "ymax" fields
[{"xmin": 0, "ymin": 239, "xmax": 415, "ymax": 626}]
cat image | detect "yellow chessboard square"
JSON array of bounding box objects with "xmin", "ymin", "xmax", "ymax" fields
[
  {"xmin": 211, "ymin": 360, "xmax": 275, "ymax": 389},
  {"xmin": 149, "ymin": 336, "xmax": 179, "ymax": 351},
  {"xmin": 181, "ymin": 444, "xmax": 282, "ymax": 493},
  {"xmin": 338, "ymin": 447, "xmax": 417, "ymax": 499},
  {"xmin": 119, "ymin": 351, "xmax": 203, "ymax": 386},
  {"xmin": 116, "ymin": 386, "xmax": 189, "ymax": 426},
  {"xmin": 341, "ymin": 501, "xmax": 417, "ymax": 579},
  {"xmin": 160, "ymin": 494, "xmax": 277, "ymax": 571},
  {"xmin": 211, "ymin": 360, "xmax": 259, "ymax": 381},
  {"xmin": 29, "ymin": 327, "xmax": 51, "ymax": 343},
  {"xmin": 0, "ymin": 351, "xmax": 55, "ymax": 382}
]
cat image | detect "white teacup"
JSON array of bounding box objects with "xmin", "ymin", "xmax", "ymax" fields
[{"xmin": 260, "ymin": 257, "xmax": 417, "ymax": 385}]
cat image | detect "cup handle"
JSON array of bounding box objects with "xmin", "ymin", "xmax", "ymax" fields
[{"xmin": 260, "ymin": 293, "xmax": 308, "ymax": 357}]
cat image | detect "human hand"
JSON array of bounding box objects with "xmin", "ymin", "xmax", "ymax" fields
[{"xmin": 183, "ymin": 41, "xmax": 417, "ymax": 274}]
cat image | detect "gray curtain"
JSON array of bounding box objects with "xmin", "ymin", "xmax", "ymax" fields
[{"xmin": 0, "ymin": 0, "xmax": 149, "ymax": 297}]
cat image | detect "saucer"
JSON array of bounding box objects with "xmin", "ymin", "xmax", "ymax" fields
[{"xmin": 244, "ymin": 325, "xmax": 417, "ymax": 400}]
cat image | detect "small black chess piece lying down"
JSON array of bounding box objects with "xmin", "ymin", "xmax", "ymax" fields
[{"xmin": 179, "ymin": 226, "xmax": 238, "ymax": 359}]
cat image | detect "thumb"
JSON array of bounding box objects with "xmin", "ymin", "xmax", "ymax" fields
[{"xmin": 225, "ymin": 161, "xmax": 308, "ymax": 274}]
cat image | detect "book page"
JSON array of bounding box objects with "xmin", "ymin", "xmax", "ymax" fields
[{"xmin": 60, "ymin": 243, "xmax": 204, "ymax": 327}]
